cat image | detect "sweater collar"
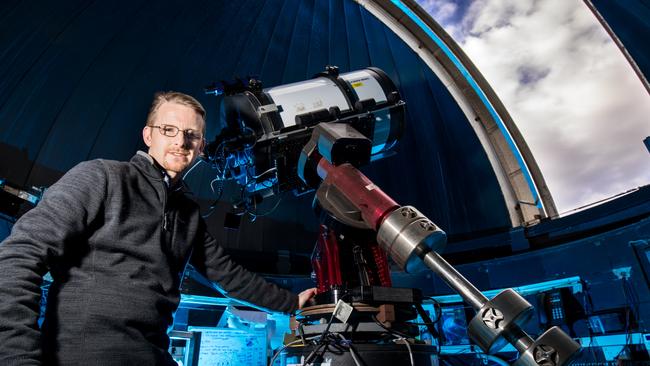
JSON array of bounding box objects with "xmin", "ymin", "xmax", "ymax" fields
[{"xmin": 131, "ymin": 151, "xmax": 185, "ymax": 192}]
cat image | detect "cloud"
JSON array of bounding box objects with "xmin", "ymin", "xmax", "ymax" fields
[
  {"xmin": 416, "ymin": 0, "xmax": 464, "ymax": 40},
  {"xmin": 418, "ymin": 0, "xmax": 650, "ymax": 213},
  {"xmin": 418, "ymin": 0, "xmax": 458, "ymax": 21}
]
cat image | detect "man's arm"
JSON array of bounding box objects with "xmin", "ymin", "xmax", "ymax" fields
[
  {"xmin": 0, "ymin": 161, "xmax": 107, "ymax": 365},
  {"xmin": 190, "ymin": 221, "xmax": 303, "ymax": 314}
]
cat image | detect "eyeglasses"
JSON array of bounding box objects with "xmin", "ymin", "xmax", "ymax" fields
[{"xmin": 148, "ymin": 124, "xmax": 203, "ymax": 142}]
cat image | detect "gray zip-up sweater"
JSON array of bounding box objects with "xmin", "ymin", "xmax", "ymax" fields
[{"xmin": 0, "ymin": 152, "xmax": 298, "ymax": 365}]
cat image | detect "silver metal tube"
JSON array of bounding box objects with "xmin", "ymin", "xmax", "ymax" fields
[
  {"xmin": 422, "ymin": 251, "xmax": 488, "ymax": 310},
  {"xmin": 512, "ymin": 334, "xmax": 535, "ymax": 353},
  {"xmin": 505, "ymin": 325, "xmax": 535, "ymax": 353}
]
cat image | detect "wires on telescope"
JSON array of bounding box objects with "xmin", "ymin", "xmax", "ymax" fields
[
  {"xmin": 423, "ymin": 296, "xmax": 442, "ymax": 326},
  {"xmin": 200, "ymin": 125, "xmax": 266, "ymax": 220},
  {"xmin": 181, "ymin": 158, "xmax": 205, "ymax": 181},
  {"xmin": 370, "ymin": 314, "xmax": 412, "ymax": 339},
  {"xmin": 252, "ymin": 167, "xmax": 277, "ymax": 180},
  {"xmin": 267, "ymin": 336, "xmax": 320, "ymax": 366},
  {"xmin": 247, "ymin": 198, "xmax": 282, "ymax": 222},
  {"xmin": 297, "ymin": 295, "xmax": 353, "ymax": 366},
  {"xmin": 369, "ymin": 314, "xmax": 428, "ymax": 366},
  {"xmin": 178, "ymin": 156, "xmax": 225, "ymax": 219},
  {"xmin": 236, "ymin": 166, "xmax": 282, "ymax": 221},
  {"xmin": 393, "ymin": 337, "xmax": 415, "ymax": 366},
  {"xmin": 616, "ymin": 274, "xmax": 640, "ymax": 361},
  {"xmin": 333, "ymin": 333, "xmax": 363, "ymax": 366},
  {"xmin": 201, "ymin": 178, "xmax": 225, "ymax": 219}
]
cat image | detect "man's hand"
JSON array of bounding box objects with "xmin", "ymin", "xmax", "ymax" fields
[{"xmin": 297, "ymin": 288, "xmax": 318, "ymax": 309}]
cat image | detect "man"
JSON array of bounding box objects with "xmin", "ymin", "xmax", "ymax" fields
[{"xmin": 0, "ymin": 91, "xmax": 316, "ymax": 365}]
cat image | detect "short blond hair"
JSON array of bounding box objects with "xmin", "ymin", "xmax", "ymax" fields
[{"xmin": 146, "ymin": 91, "xmax": 206, "ymax": 133}]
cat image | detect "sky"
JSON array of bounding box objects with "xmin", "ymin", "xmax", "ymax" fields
[{"xmin": 414, "ymin": 0, "xmax": 650, "ymax": 214}]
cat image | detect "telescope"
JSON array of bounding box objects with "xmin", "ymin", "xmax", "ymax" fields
[
  {"xmin": 205, "ymin": 66, "xmax": 581, "ymax": 366},
  {"xmin": 204, "ymin": 66, "xmax": 404, "ymax": 196}
]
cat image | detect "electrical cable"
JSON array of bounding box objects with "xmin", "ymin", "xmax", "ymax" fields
[
  {"xmin": 303, "ymin": 342, "xmax": 327, "ymax": 366},
  {"xmin": 240, "ymin": 164, "xmax": 281, "ymax": 220},
  {"xmin": 297, "ymin": 319, "xmax": 307, "ymax": 346},
  {"xmin": 209, "ymin": 177, "xmax": 222, "ymax": 193},
  {"xmin": 393, "ymin": 337, "xmax": 415, "ymax": 366},
  {"xmin": 334, "ymin": 333, "xmax": 363, "ymax": 366},
  {"xmin": 201, "ymin": 178, "xmax": 225, "ymax": 219},
  {"xmin": 581, "ymin": 280, "xmax": 600, "ymax": 361},
  {"xmin": 481, "ymin": 354, "xmax": 510, "ymax": 366},
  {"xmin": 301, "ymin": 295, "xmax": 353, "ymax": 365},
  {"xmin": 413, "ymin": 301, "xmax": 441, "ymax": 355},
  {"xmin": 267, "ymin": 336, "xmax": 319, "ymax": 366},
  {"xmin": 181, "ymin": 158, "xmax": 204, "ymax": 181},
  {"xmin": 615, "ymin": 277, "xmax": 635, "ymax": 360},
  {"xmin": 370, "ymin": 314, "xmax": 411, "ymax": 339},
  {"xmin": 619, "ymin": 276, "xmax": 640, "ymax": 359},
  {"xmin": 248, "ymin": 197, "xmax": 283, "ymax": 221},
  {"xmin": 423, "ymin": 296, "xmax": 443, "ymax": 325},
  {"xmin": 319, "ymin": 297, "xmax": 350, "ymax": 340},
  {"xmin": 252, "ymin": 167, "xmax": 277, "ymax": 180}
]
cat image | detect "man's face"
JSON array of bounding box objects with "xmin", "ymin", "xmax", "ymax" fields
[{"xmin": 142, "ymin": 101, "xmax": 205, "ymax": 180}]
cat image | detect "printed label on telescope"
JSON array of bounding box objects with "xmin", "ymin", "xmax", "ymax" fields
[
  {"xmin": 294, "ymin": 102, "xmax": 306, "ymax": 112},
  {"xmin": 340, "ymin": 71, "xmax": 387, "ymax": 103},
  {"xmin": 365, "ymin": 183, "xmax": 377, "ymax": 191}
]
